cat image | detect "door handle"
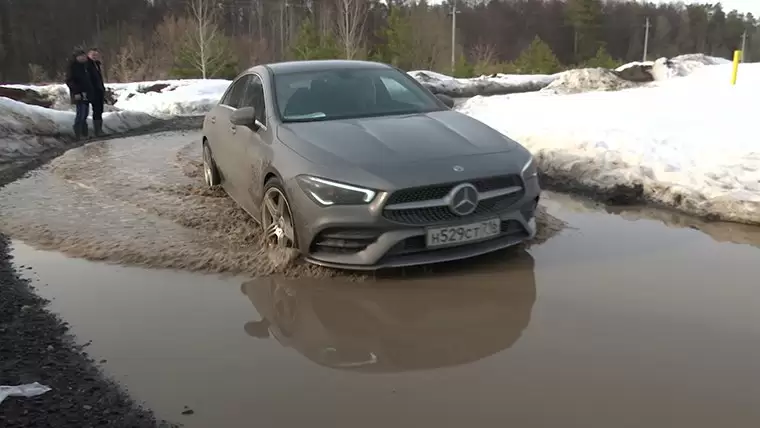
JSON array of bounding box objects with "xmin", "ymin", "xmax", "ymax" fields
[
  {"xmin": 210, "ymin": 117, "xmax": 216, "ymax": 124},
  {"xmin": 230, "ymin": 124, "xmax": 236, "ymax": 135}
]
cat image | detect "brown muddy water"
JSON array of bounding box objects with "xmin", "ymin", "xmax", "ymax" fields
[
  {"xmin": 0, "ymin": 131, "xmax": 562, "ymax": 278},
  {"xmin": 10, "ymin": 191, "xmax": 760, "ymax": 428}
]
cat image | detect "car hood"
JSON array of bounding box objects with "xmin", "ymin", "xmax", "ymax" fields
[{"xmin": 277, "ymin": 110, "xmax": 518, "ymax": 167}]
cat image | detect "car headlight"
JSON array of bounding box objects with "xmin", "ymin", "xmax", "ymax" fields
[
  {"xmin": 296, "ymin": 175, "xmax": 377, "ymax": 206},
  {"xmin": 521, "ymin": 156, "xmax": 538, "ymax": 179}
]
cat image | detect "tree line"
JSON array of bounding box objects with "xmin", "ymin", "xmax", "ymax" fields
[{"xmin": 0, "ymin": 0, "xmax": 756, "ymax": 83}]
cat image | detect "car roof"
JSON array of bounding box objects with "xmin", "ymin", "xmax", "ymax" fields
[{"xmin": 254, "ymin": 59, "xmax": 393, "ymax": 75}]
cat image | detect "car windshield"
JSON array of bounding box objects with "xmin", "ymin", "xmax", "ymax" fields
[{"xmin": 273, "ymin": 67, "xmax": 444, "ymax": 122}]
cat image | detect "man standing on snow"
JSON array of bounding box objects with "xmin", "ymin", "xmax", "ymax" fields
[
  {"xmin": 65, "ymin": 49, "xmax": 94, "ymax": 140},
  {"xmin": 86, "ymin": 47, "xmax": 106, "ymax": 137}
]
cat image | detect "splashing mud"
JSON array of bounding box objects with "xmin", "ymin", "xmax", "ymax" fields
[{"xmin": 0, "ymin": 131, "xmax": 564, "ymax": 278}]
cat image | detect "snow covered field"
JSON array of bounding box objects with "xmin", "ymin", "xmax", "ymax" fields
[
  {"xmin": 2, "ymin": 54, "xmax": 758, "ymax": 224},
  {"xmin": 460, "ymin": 62, "xmax": 760, "ymax": 224}
]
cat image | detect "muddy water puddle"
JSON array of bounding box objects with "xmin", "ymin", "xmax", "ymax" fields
[
  {"xmin": 12, "ymin": 196, "xmax": 760, "ymax": 428},
  {"xmin": 0, "ymin": 131, "xmax": 563, "ymax": 278}
]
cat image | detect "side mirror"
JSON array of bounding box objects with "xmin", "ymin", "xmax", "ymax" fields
[
  {"xmin": 230, "ymin": 106, "xmax": 259, "ymax": 129},
  {"xmin": 435, "ymin": 93, "xmax": 455, "ymax": 109}
]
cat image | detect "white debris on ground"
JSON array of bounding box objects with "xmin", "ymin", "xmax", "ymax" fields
[
  {"xmin": 0, "ymin": 382, "xmax": 52, "ymax": 405},
  {"xmin": 408, "ymin": 70, "xmax": 557, "ymax": 97},
  {"xmin": 458, "ymin": 61, "xmax": 760, "ymax": 224}
]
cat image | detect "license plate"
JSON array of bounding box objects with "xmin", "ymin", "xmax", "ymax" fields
[{"xmin": 426, "ymin": 218, "xmax": 501, "ymax": 248}]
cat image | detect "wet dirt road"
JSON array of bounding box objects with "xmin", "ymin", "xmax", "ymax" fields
[
  {"xmin": 10, "ymin": 192, "xmax": 760, "ymax": 428},
  {"xmin": 3, "ymin": 132, "xmax": 760, "ymax": 427}
]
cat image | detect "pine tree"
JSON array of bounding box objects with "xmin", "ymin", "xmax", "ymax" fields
[
  {"xmin": 290, "ymin": 18, "xmax": 340, "ymax": 60},
  {"xmin": 582, "ymin": 45, "xmax": 621, "ymax": 69},
  {"xmin": 565, "ymin": 0, "xmax": 604, "ymax": 62},
  {"xmin": 512, "ymin": 36, "xmax": 563, "ymax": 74}
]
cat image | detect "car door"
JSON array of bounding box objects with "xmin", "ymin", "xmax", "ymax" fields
[
  {"xmin": 212, "ymin": 74, "xmax": 252, "ymax": 196},
  {"xmin": 230, "ymin": 73, "xmax": 273, "ymax": 217}
]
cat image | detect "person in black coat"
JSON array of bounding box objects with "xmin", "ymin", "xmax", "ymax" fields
[
  {"xmin": 86, "ymin": 47, "xmax": 106, "ymax": 137},
  {"xmin": 65, "ymin": 49, "xmax": 94, "ymax": 140}
]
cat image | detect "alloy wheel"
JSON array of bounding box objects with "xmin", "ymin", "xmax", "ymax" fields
[
  {"xmin": 202, "ymin": 147, "xmax": 213, "ymax": 187},
  {"xmin": 262, "ymin": 187, "xmax": 296, "ymax": 248}
]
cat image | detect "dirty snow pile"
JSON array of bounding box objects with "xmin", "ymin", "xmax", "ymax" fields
[
  {"xmin": 541, "ymin": 68, "xmax": 639, "ymax": 94},
  {"xmin": 108, "ymin": 79, "xmax": 231, "ymax": 117},
  {"xmin": 616, "ymin": 53, "xmax": 732, "ymax": 81},
  {"xmin": 458, "ymin": 61, "xmax": 760, "ymax": 224},
  {"xmin": 544, "ymin": 53, "xmax": 731, "ymax": 94},
  {"xmin": 408, "ymin": 70, "xmax": 557, "ymax": 97}
]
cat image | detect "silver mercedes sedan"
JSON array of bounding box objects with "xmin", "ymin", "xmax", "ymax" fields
[{"xmin": 201, "ymin": 60, "xmax": 540, "ymax": 270}]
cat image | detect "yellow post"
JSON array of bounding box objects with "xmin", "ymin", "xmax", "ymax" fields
[{"xmin": 731, "ymin": 50, "xmax": 741, "ymax": 85}]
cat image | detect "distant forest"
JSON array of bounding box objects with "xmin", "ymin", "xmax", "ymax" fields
[{"xmin": 0, "ymin": 0, "xmax": 756, "ymax": 82}]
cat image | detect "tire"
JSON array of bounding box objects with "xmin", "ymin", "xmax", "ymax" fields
[
  {"xmin": 202, "ymin": 142, "xmax": 221, "ymax": 187},
  {"xmin": 261, "ymin": 178, "xmax": 299, "ymax": 250}
]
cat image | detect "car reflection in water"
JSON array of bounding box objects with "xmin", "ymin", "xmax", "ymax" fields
[{"xmin": 241, "ymin": 251, "xmax": 536, "ymax": 372}]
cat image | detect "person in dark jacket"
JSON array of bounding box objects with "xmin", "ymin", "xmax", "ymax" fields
[
  {"xmin": 87, "ymin": 47, "xmax": 106, "ymax": 137},
  {"xmin": 65, "ymin": 49, "xmax": 94, "ymax": 140}
]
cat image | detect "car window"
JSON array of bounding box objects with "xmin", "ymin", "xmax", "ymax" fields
[
  {"xmin": 272, "ymin": 68, "xmax": 443, "ymax": 123},
  {"xmin": 378, "ymin": 76, "xmax": 428, "ymax": 107},
  {"xmin": 221, "ymin": 75, "xmax": 252, "ymax": 108},
  {"xmin": 240, "ymin": 74, "xmax": 267, "ymax": 126}
]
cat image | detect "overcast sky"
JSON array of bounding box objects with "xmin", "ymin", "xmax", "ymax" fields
[{"xmin": 650, "ymin": 0, "xmax": 760, "ymax": 16}]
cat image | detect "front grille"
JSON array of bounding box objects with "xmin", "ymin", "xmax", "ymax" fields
[
  {"xmin": 386, "ymin": 175, "xmax": 521, "ymax": 205},
  {"xmin": 383, "ymin": 190, "xmax": 524, "ymax": 225},
  {"xmin": 311, "ymin": 229, "xmax": 380, "ymax": 254},
  {"xmin": 385, "ymin": 220, "xmax": 527, "ymax": 257}
]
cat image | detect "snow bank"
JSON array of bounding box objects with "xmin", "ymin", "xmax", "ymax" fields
[
  {"xmin": 0, "ymin": 96, "xmax": 158, "ymax": 163},
  {"xmin": 458, "ymin": 62, "xmax": 760, "ymax": 224},
  {"xmin": 408, "ymin": 70, "xmax": 557, "ymax": 97},
  {"xmin": 0, "ymin": 97, "xmax": 157, "ymax": 137},
  {"xmin": 4, "ymin": 79, "xmax": 230, "ymax": 116}
]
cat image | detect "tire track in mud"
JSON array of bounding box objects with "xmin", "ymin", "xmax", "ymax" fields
[{"xmin": 0, "ymin": 131, "xmax": 564, "ymax": 278}]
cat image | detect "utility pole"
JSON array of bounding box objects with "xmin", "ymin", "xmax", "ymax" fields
[
  {"xmin": 449, "ymin": 0, "xmax": 460, "ymax": 74},
  {"xmin": 741, "ymin": 30, "xmax": 748, "ymax": 62},
  {"xmin": 642, "ymin": 17, "xmax": 651, "ymax": 62}
]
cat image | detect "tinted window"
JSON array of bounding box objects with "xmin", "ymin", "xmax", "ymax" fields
[
  {"xmin": 239, "ymin": 75, "xmax": 267, "ymax": 126},
  {"xmin": 379, "ymin": 76, "xmax": 429, "ymax": 107},
  {"xmin": 273, "ymin": 68, "xmax": 443, "ymax": 122},
  {"xmin": 221, "ymin": 75, "xmax": 252, "ymax": 108}
]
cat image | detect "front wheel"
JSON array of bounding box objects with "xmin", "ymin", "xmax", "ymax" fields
[
  {"xmin": 261, "ymin": 178, "xmax": 298, "ymax": 249},
  {"xmin": 202, "ymin": 143, "xmax": 221, "ymax": 187}
]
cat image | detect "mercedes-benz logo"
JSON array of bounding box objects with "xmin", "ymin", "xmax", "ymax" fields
[
  {"xmin": 452, "ymin": 165, "xmax": 464, "ymax": 172},
  {"xmin": 448, "ymin": 183, "xmax": 479, "ymax": 216}
]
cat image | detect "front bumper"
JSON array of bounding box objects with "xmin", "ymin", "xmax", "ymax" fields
[{"xmin": 288, "ymin": 176, "xmax": 541, "ymax": 270}]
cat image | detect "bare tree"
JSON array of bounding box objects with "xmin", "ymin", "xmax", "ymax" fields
[
  {"xmin": 185, "ymin": 0, "xmax": 230, "ymax": 78},
  {"xmin": 109, "ymin": 36, "xmax": 152, "ymax": 82},
  {"xmin": 335, "ymin": 0, "xmax": 369, "ymax": 59}
]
